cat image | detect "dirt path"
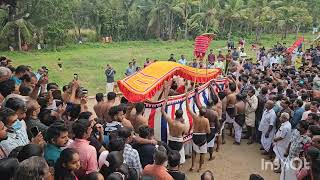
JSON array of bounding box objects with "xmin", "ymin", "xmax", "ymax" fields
[
  {"xmin": 87, "ymin": 98, "xmax": 278, "ymax": 180},
  {"xmin": 180, "ymin": 136, "xmax": 279, "ymax": 180}
]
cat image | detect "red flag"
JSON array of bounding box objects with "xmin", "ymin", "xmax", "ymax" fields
[
  {"xmin": 194, "ymin": 34, "xmax": 215, "ymax": 60},
  {"xmin": 287, "ymin": 37, "xmax": 304, "ymax": 53}
]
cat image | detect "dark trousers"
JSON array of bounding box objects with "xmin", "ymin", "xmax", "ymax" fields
[{"xmin": 254, "ymin": 120, "xmax": 262, "ymax": 143}]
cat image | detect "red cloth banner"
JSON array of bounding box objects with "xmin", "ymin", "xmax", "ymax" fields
[
  {"xmin": 194, "ymin": 34, "xmax": 214, "ymax": 60},
  {"xmin": 287, "ymin": 37, "xmax": 304, "ymax": 53}
]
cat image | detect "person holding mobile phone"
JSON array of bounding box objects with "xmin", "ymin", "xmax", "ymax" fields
[
  {"xmin": 0, "ymin": 107, "xmax": 36, "ymax": 157},
  {"xmin": 25, "ymin": 99, "xmax": 48, "ymax": 135},
  {"xmin": 105, "ymin": 64, "xmax": 116, "ymax": 94}
]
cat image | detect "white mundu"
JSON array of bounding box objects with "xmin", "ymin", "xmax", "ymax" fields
[
  {"xmin": 273, "ymin": 121, "xmax": 292, "ymax": 161},
  {"xmin": 258, "ymin": 109, "xmax": 277, "ymax": 151}
]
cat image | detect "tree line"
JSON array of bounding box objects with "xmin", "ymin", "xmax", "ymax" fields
[{"xmin": 0, "ymin": 0, "xmax": 319, "ymax": 51}]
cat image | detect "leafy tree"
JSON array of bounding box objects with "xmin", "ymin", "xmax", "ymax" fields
[{"xmin": 0, "ymin": 0, "xmax": 319, "ymax": 49}]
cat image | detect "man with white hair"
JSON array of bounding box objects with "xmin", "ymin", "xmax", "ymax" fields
[
  {"xmin": 0, "ymin": 67, "xmax": 12, "ymax": 83},
  {"xmin": 35, "ymin": 68, "xmax": 45, "ymax": 80},
  {"xmin": 259, "ymin": 100, "xmax": 277, "ymax": 154},
  {"xmin": 0, "ymin": 67, "xmax": 13, "ymax": 105},
  {"xmin": 273, "ymin": 112, "xmax": 292, "ymax": 173}
]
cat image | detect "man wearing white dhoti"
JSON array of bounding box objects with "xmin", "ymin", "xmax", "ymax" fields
[
  {"xmin": 226, "ymin": 83, "xmax": 237, "ymax": 137},
  {"xmin": 258, "ymin": 100, "xmax": 277, "ymax": 154},
  {"xmin": 244, "ymin": 87, "xmax": 258, "ymax": 144},
  {"xmin": 161, "ymin": 96, "xmax": 188, "ymax": 164},
  {"xmin": 273, "ymin": 112, "xmax": 292, "ymax": 173},
  {"xmin": 233, "ymin": 94, "xmax": 246, "ymax": 145},
  {"xmin": 280, "ymin": 121, "xmax": 311, "ymax": 180}
]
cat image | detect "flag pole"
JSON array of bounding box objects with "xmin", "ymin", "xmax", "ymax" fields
[{"xmin": 206, "ymin": 56, "xmax": 208, "ymax": 82}]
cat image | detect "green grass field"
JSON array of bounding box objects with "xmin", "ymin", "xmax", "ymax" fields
[{"xmin": 1, "ymin": 33, "xmax": 317, "ymax": 95}]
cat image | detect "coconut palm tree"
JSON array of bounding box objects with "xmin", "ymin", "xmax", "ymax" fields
[
  {"xmin": 0, "ymin": 2, "xmax": 34, "ymax": 51},
  {"xmin": 188, "ymin": 0, "xmax": 220, "ymax": 34},
  {"xmin": 221, "ymin": 0, "xmax": 244, "ymax": 33}
]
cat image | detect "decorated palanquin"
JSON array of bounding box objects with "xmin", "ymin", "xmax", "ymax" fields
[{"xmin": 117, "ymin": 61, "xmax": 228, "ymax": 142}]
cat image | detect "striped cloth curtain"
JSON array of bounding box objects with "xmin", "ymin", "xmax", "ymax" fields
[{"xmin": 143, "ymin": 79, "xmax": 228, "ymax": 142}]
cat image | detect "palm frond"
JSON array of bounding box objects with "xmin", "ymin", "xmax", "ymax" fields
[{"xmin": 0, "ymin": 21, "xmax": 15, "ymax": 38}]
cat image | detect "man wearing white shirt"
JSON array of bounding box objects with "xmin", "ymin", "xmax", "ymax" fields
[
  {"xmin": 178, "ymin": 55, "xmax": 187, "ymax": 65},
  {"xmin": 213, "ymin": 58, "xmax": 225, "ymax": 71},
  {"xmin": 269, "ymin": 54, "xmax": 279, "ymax": 67},
  {"xmin": 258, "ymin": 100, "xmax": 277, "ymax": 154},
  {"xmin": 273, "ymin": 112, "xmax": 292, "ymax": 173},
  {"xmin": 239, "ymin": 48, "xmax": 247, "ymax": 60},
  {"xmin": 245, "ymin": 87, "xmax": 259, "ymax": 144}
]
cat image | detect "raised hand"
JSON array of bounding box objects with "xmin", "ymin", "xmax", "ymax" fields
[{"xmin": 32, "ymin": 133, "xmax": 45, "ymax": 146}]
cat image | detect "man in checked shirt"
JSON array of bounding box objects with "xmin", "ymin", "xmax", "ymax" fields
[{"xmin": 117, "ymin": 127, "xmax": 143, "ymax": 175}]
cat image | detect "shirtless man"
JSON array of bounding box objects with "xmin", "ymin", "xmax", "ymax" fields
[
  {"xmin": 233, "ymin": 94, "xmax": 246, "ymax": 145},
  {"xmin": 186, "ymin": 93, "xmax": 210, "ymax": 172},
  {"xmin": 195, "ymin": 89, "xmax": 220, "ymax": 160},
  {"xmin": 218, "ymin": 90, "xmax": 228, "ymax": 144},
  {"xmin": 102, "ymin": 92, "xmax": 117, "ymax": 124},
  {"xmin": 226, "ymin": 82, "xmax": 238, "ymax": 137},
  {"xmin": 211, "ymin": 80, "xmax": 224, "ymax": 149},
  {"xmin": 118, "ymin": 104, "xmax": 133, "ymax": 129},
  {"xmin": 211, "ymin": 91, "xmax": 223, "ymax": 121},
  {"xmin": 161, "ymin": 94, "xmax": 188, "ymax": 164},
  {"xmin": 126, "ymin": 102, "xmax": 148, "ymax": 133},
  {"xmin": 93, "ymin": 93, "xmax": 105, "ymax": 120}
]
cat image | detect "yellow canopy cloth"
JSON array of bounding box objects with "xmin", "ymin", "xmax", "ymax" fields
[{"xmin": 117, "ymin": 61, "xmax": 221, "ymax": 102}]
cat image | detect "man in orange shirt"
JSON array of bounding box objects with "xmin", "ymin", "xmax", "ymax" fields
[{"xmin": 142, "ymin": 145, "xmax": 173, "ymax": 180}]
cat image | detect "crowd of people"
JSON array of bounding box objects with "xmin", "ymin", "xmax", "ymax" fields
[
  {"xmin": 0, "ymin": 39, "xmax": 319, "ymax": 180},
  {"xmin": 0, "ymin": 56, "xmax": 217, "ymax": 179},
  {"xmin": 171, "ymin": 42, "xmax": 320, "ymax": 180}
]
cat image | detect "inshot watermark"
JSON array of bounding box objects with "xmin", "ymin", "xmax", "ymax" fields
[{"xmin": 261, "ymin": 157, "xmax": 310, "ymax": 171}]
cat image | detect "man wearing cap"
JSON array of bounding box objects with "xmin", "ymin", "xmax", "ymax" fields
[{"xmin": 273, "ymin": 112, "xmax": 292, "ymax": 173}]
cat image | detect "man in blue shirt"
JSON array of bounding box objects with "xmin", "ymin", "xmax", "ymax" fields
[
  {"xmin": 125, "ymin": 62, "xmax": 134, "ymax": 76},
  {"xmin": 0, "ymin": 107, "xmax": 30, "ymax": 158},
  {"xmin": 232, "ymin": 48, "xmax": 239, "ymax": 60},
  {"xmin": 243, "ymin": 59, "xmax": 253, "ymax": 71},
  {"xmin": 178, "ymin": 55, "xmax": 187, "ymax": 65},
  {"xmin": 35, "ymin": 68, "xmax": 45, "ymax": 80},
  {"xmin": 11, "ymin": 65, "xmax": 28, "ymax": 86},
  {"xmin": 44, "ymin": 123, "xmax": 69, "ymax": 166},
  {"xmin": 291, "ymin": 99, "xmax": 305, "ymax": 129},
  {"xmin": 105, "ymin": 64, "xmax": 116, "ymax": 94}
]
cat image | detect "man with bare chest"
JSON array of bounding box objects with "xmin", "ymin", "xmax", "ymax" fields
[
  {"xmin": 186, "ymin": 93, "xmax": 210, "ymax": 172},
  {"xmin": 233, "ymin": 94, "xmax": 246, "ymax": 145},
  {"xmin": 162, "ymin": 99, "xmax": 188, "ymax": 164},
  {"xmin": 211, "ymin": 83, "xmax": 224, "ymax": 150},
  {"xmin": 218, "ymin": 91, "xmax": 227, "ymax": 144},
  {"xmin": 226, "ymin": 83, "xmax": 237, "ymax": 136},
  {"xmin": 126, "ymin": 102, "xmax": 148, "ymax": 133},
  {"xmin": 101, "ymin": 92, "xmax": 116, "ymax": 124},
  {"xmin": 195, "ymin": 90, "xmax": 220, "ymax": 160},
  {"xmin": 93, "ymin": 93, "xmax": 105, "ymax": 120}
]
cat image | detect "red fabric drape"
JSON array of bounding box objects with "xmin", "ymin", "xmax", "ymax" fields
[
  {"xmin": 287, "ymin": 37, "xmax": 304, "ymax": 53},
  {"xmin": 194, "ymin": 35, "xmax": 213, "ymax": 60}
]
